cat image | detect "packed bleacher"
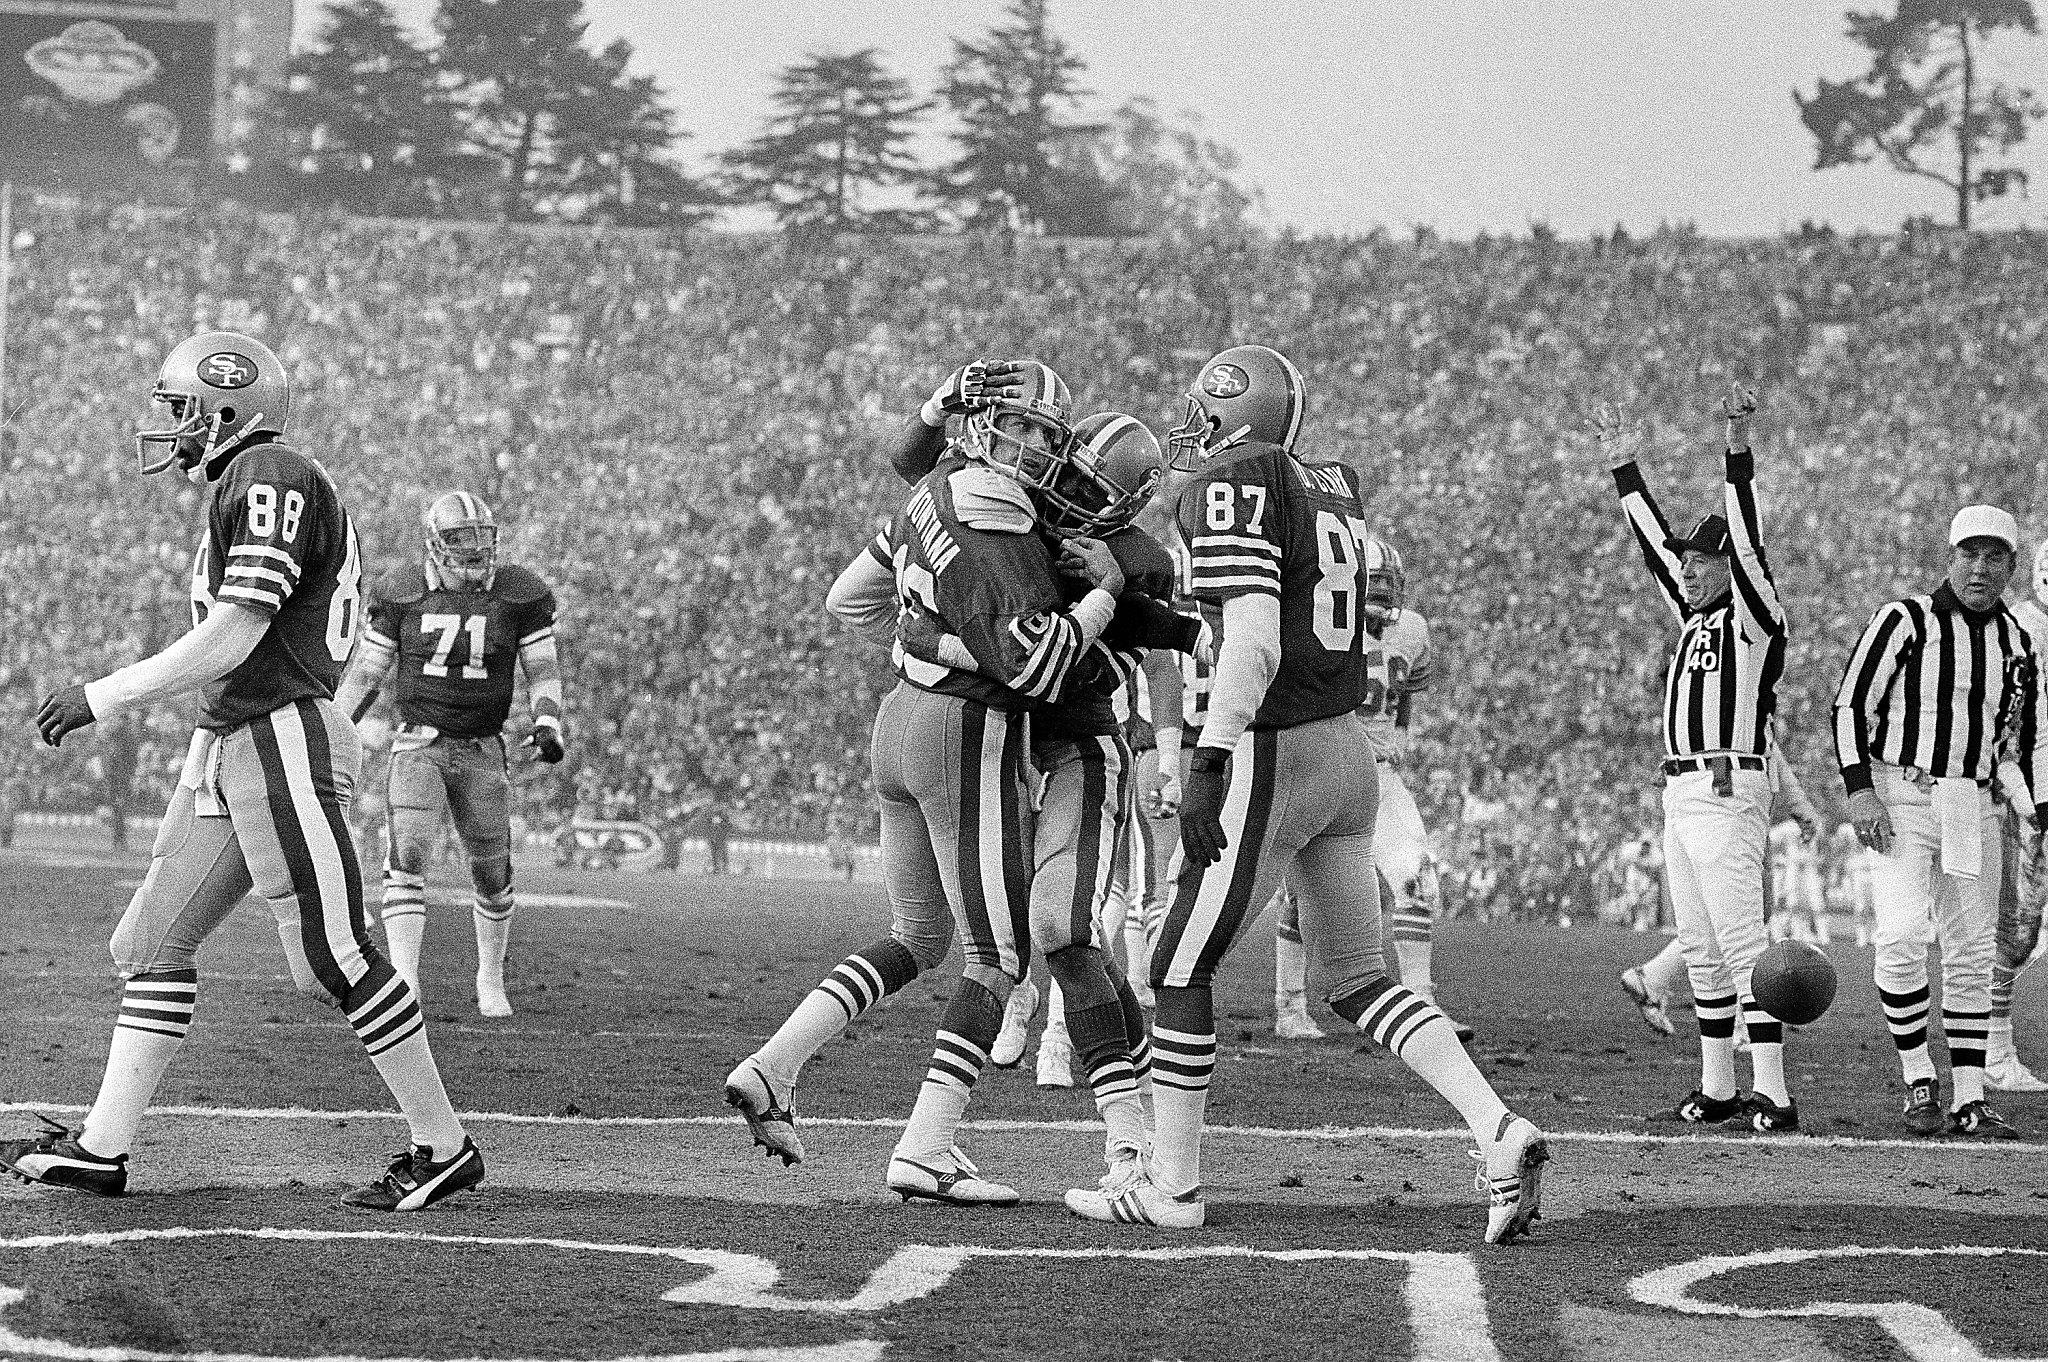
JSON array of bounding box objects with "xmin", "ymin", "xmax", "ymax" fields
[{"xmin": 5, "ymin": 197, "xmax": 2046, "ymax": 920}]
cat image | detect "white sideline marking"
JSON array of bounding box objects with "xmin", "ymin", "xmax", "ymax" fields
[
  {"xmin": 1, "ymin": 1101, "xmax": 2042, "ymax": 1153},
  {"xmin": 1631, "ymin": 1245, "xmax": 2048, "ymax": 1362},
  {"xmin": 0, "ymin": 1228, "xmax": 880, "ymax": 1362}
]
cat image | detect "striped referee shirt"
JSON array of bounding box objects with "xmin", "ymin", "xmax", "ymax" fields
[
  {"xmin": 1614, "ymin": 450, "xmax": 1788, "ymax": 760},
  {"xmin": 1832, "ymin": 583, "xmax": 2046, "ymax": 796}
]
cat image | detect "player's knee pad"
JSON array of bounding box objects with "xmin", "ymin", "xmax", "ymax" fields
[
  {"xmin": 468, "ymin": 844, "xmax": 513, "ymax": 900},
  {"xmin": 1872, "ymin": 951, "xmax": 1928, "ymax": 996},
  {"xmin": 1045, "ymin": 943, "xmax": 1116, "ymax": 1010},
  {"xmin": 385, "ymin": 829, "xmax": 434, "ymax": 879},
  {"xmin": 892, "ymin": 918, "xmax": 953, "ymax": 972},
  {"xmin": 939, "ymin": 972, "xmax": 1007, "ymax": 1050}
]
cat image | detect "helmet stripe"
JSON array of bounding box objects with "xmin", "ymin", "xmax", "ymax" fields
[{"xmin": 1270, "ymin": 348, "xmax": 1306, "ymax": 451}]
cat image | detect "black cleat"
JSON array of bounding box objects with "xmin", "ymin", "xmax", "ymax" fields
[
  {"xmin": 1647, "ymin": 1090, "xmax": 1744, "ymax": 1124},
  {"xmin": 1723, "ymin": 1092, "xmax": 1800, "ymax": 1134},
  {"xmin": 1946, "ymin": 1099, "xmax": 2020, "ymax": 1141},
  {"xmin": 340, "ymin": 1137, "xmax": 485, "ymax": 1212},
  {"xmin": 0, "ymin": 1116, "xmax": 127, "ymax": 1197},
  {"xmin": 1901, "ymin": 1078, "xmax": 1945, "ymax": 1137}
]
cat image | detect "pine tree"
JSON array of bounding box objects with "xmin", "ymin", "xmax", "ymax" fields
[
  {"xmin": 435, "ymin": 0, "xmax": 608, "ymax": 219},
  {"xmin": 555, "ymin": 38, "xmax": 709, "ymax": 225},
  {"xmin": 720, "ymin": 49, "xmax": 931, "ymax": 231},
  {"xmin": 937, "ymin": 0, "xmax": 1107, "ymax": 232},
  {"xmin": 276, "ymin": 0, "xmax": 471, "ymax": 214}
]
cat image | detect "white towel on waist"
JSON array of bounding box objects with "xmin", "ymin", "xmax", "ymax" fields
[{"xmin": 1934, "ymin": 778, "xmax": 1983, "ymax": 879}]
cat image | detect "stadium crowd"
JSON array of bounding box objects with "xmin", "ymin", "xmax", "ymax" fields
[{"xmin": 5, "ymin": 198, "xmax": 2047, "ymax": 922}]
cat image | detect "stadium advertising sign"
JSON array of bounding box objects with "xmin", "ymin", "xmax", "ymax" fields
[{"xmin": 0, "ymin": 12, "xmax": 214, "ymax": 178}]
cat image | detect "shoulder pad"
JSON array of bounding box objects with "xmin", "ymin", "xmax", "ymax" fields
[
  {"xmin": 374, "ymin": 562, "xmax": 430, "ymax": 607},
  {"xmin": 948, "ymin": 466, "xmax": 1036, "ymax": 534},
  {"xmin": 1201, "ymin": 441, "xmax": 1277, "ymax": 478},
  {"xmin": 492, "ymin": 564, "xmax": 553, "ymax": 604}
]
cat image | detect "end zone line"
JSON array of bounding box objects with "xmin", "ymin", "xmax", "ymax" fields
[{"xmin": 2, "ymin": 1102, "xmax": 2041, "ymax": 1153}]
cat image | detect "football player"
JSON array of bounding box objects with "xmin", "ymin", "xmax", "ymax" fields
[
  {"xmin": 1065, "ymin": 345, "xmax": 1547, "ymax": 1242},
  {"xmin": 2, "ymin": 332, "xmax": 481, "ymax": 1212},
  {"xmin": 725, "ymin": 363, "xmax": 1135, "ymax": 1202},
  {"xmin": 334, "ymin": 492, "xmax": 565, "ymax": 1018}
]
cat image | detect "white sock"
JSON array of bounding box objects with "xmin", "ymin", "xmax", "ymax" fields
[
  {"xmin": 1701, "ymin": 1037, "xmax": 1738, "ymax": 1099},
  {"xmin": 474, "ymin": 900, "xmax": 512, "ymax": 979},
  {"xmin": 1274, "ymin": 933, "xmax": 1309, "ymax": 1005},
  {"xmin": 82, "ymin": 972, "xmax": 197, "ymax": 1158},
  {"xmin": 1643, "ymin": 938, "xmax": 1688, "ymax": 999},
  {"xmin": 383, "ymin": 909, "xmax": 425, "ymax": 990},
  {"xmin": 368, "ymin": 1029, "xmax": 468, "ymax": 1154},
  {"xmin": 1396, "ymin": 1017, "xmax": 1508, "ymax": 1144}
]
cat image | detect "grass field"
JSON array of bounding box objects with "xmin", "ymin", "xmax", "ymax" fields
[{"xmin": 2, "ymin": 838, "xmax": 2046, "ymax": 1362}]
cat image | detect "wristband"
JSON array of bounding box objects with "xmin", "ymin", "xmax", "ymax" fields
[
  {"xmin": 1189, "ymin": 746, "xmax": 1231, "ymax": 773},
  {"xmin": 919, "ymin": 394, "xmax": 948, "ymax": 428}
]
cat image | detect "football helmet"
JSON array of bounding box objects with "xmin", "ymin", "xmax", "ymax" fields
[
  {"xmin": 1038, "ymin": 412, "xmax": 1164, "ymax": 536},
  {"xmin": 1166, "ymin": 344, "xmax": 1306, "ymax": 470},
  {"xmin": 424, "ymin": 490, "xmax": 499, "ymax": 588},
  {"xmin": 2033, "ymin": 540, "xmax": 2048, "ymax": 605},
  {"xmin": 959, "ymin": 359, "xmax": 1071, "ymax": 491},
  {"xmin": 1364, "ymin": 537, "xmax": 1406, "ymax": 624},
  {"xmin": 135, "ymin": 331, "xmax": 290, "ymax": 481}
]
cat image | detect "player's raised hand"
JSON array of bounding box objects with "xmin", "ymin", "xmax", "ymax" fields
[
  {"xmin": 923, "ymin": 360, "xmax": 1025, "ymax": 423},
  {"xmin": 1058, "ymin": 536, "xmax": 1126, "ymax": 597},
  {"xmin": 522, "ymin": 722, "xmax": 565, "ymax": 765},
  {"xmin": 35, "ymin": 684, "xmax": 95, "ymax": 748},
  {"xmin": 1720, "ymin": 382, "xmax": 1758, "ymax": 452},
  {"xmin": 1589, "ymin": 403, "xmax": 1644, "ymax": 470}
]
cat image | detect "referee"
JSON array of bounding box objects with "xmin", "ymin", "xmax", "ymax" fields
[
  {"xmin": 1835, "ymin": 504, "xmax": 2046, "ymax": 1139},
  {"xmin": 1598, "ymin": 385, "xmax": 1798, "ymax": 1132}
]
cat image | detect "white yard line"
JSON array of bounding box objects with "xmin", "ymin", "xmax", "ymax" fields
[{"xmin": 1, "ymin": 1101, "xmax": 2041, "ymax": 1153}]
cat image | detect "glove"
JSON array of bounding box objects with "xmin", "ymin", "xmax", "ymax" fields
[
  {"xmin": 523, "ymin": 722, "xmax": 565, "ymax": 764},
  {"xmin": 921, "ymin": 359, "xmax": 1025, "ymax": 426},
  {"xmin": 36, "ymin": 684, "xmax": 95, "ymax": 748},
  {"xmin": 1179, "ymin": 747, "xmax": 1233, "ymax": 866}
]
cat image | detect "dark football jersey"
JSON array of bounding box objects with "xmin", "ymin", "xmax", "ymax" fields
[
  {"xmin": 1037, "ymin": 525, "xmax": 1181, "ymax": 742},
  {"xmin": 365, "ymin": 562, "xmax": 557, "ymax": 738},
  {"xmin": 191, "ymin": 439, "xmax": 363, "ymax": 732},
  {"xmin": 1176, "ymin": 441, "xmax": 1371, "ymax": 731},
  {"xmin": 876, "ymin": 464, "xmax": 1084, "ymax": 713}
]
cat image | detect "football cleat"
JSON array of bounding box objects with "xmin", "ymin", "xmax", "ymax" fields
[
  {"xmin": 1441, "ymin": 1009, "xmax": 1477, "ymax": 1046},
  {"xmin": 1475, "ymin": 1113, "xmax": 1549, "ymax": 1246},
  {"xmin": 1647, "ymin": 1090, "xmax": 1744, "ymax": 1124},
  {"xmin": 1036, "ymin": 1031, "xmax": 1075, "ymax": 1088},
  {"xmin": 1987, "ymin": 1051, "xmax": 2048, "ymax": 1093},
  {"xmin": 1901, "ymin": 1078, "xmax": 1945, "ymax": 1137},
  {"xmin": 1947, "ymin": 1100, "xmax": 2021, "ymax": 1141},
  {"xmin": 340, "ymin": 1137, "xmax": 484, "ymax": 1213},
  {"xmin": 886, "ymin": 1146, "xmax": 1020, "ymax": 1207},
  {"xmin": 1274, "ymin": 999, "xmax": 1325, "ymax": 1040},
  {"xmin": 990, "ymin": 978, "xmax": 1040, "ymax": 1069},
  {"xmin": 1723, "ymin": 1092, "xmax": 1800, "ymax": 1134},
  {"xmin": 475, "ymin": 970, "xmax": 513, "ymax": 1019},
  {"xmin": 0, "ymin": 1117, "xmax": 127, "ymax": 1198},
  {"xmin": 1065, "ymin": 1171, "xmax": 1206, "ymax": 1229},
  {"xmin": 1619, "ymin": 966, "xmax": 1676, "ymax": 1038},
  {"xmin": 723, "ymin": 1057, "xmax": 804, "ymax": 1166}
]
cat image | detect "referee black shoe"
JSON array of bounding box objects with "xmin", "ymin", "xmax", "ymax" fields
[
  {"xmin": 1722, "ymin": 1092, "xmax": 1799, "ymax": 1134},
  {"xmin": 340, "ymin": 1136, "xmax": 484, "ymax": 1213},
  {"xmin": 1901, "ymin": 1078, "xmax": 1945, "ymax": 1137},
  {"xmin": 0, "ymin": 1116, "xmax": 127, "ymax": 1197},
  {"xmin": 1647, "ymin": 1090, "xmax": 1743, "ymax": 1124}
]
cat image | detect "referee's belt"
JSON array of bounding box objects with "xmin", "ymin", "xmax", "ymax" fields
[{"xmin": 1661, "ymin": 754, "xmax": 1765, "ymax": 779}]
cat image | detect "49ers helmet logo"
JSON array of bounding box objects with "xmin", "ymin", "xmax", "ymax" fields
[
  {"xmin": 199, "ymin": 352, "xmax": 258, "ymax": 389},
  {"xmin": 1201, "ymin": 363, "xmax": 1250, "ymax": 398}
]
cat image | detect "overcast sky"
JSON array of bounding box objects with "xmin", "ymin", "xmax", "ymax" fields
[{"xmin": 299, "ymin": 1, "xmax": 2048, "ymax": 239}]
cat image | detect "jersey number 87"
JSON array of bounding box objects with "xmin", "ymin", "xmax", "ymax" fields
[{"xmin": 1311, "ymin": 511, "xmax": 1374, "ymax": 654}]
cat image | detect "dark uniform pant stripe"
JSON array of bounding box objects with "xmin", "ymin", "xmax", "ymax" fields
[
  {"xmin": 1153, "ymin": 729, "xmax": 1280, "ymax": 989},
  {"xmin": 247, "ymin": 701, "xmax": 375, "ymax": 1002}
]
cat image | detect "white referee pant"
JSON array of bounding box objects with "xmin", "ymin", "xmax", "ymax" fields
[
  {"xmin": 1662, "ymin": 763, "xmax": 1771, "ymax": 1000},
  {"xmin": 1867, "ymin": 763, "xmax": 1998, "ymax": 1013}
]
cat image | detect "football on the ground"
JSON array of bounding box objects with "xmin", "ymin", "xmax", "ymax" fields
[{"xmin": 1751, "ymin": 940, "xmax": 1838, "ymax": 1026}]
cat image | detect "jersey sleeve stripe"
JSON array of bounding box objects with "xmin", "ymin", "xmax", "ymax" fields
[
  {"xmin": 217, "ymin": 583, "xmax": 285, "ymax": 611},
  {"xmin": 362, "ymin": 626, "xmax": 397, "ymax": 650},
  {"xmin": 229, "ymin": 545, "xmax": 303, "ymax": 575},
  {"xmin": 1190, "ymin": 534, "xmax": 1281, "ymax": 556},
  {"xmin": 519, "ymin": 625, "xmax": 555, "ymax": 647},
  {"xmin": 224, "ymin": 565, "xmax": 295, "ymax": 589},
  {"xmin": 1190, "ymin": 574, "xmax": 1282, "ymax": 596},
  {"xmin": 1191, "ymin": 564, "xmax": 1281, "ymax": 586},
  {"xmin": 1191, "ymin": 553, "xmax": 1285, "ymax": 572}
]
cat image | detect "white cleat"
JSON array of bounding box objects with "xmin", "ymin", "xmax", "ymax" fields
[
  {"xmin": 475, "ymin": 970, "xmax": 513, "ymax": 1018},
  {"xmin": 1036, "ymin": 1031, "xmax": 1075, "ymax": 1088},
  {"xmin": 1275, "ymin": 999, "xmax": 1325, "ymax": 1040},
  {"xmin": 1987, "ymin": 1050, "xmax": 2048, "ymax": 1093},
  {"xmin": 991, "ymin": 979, "xmax": 1040, "ymax": 1069},
  {"xmin": 723, "ymin": 1057, "xmax": 804, "ymax": 1166},
  {"xmin": 1065, "ymin": 1168, "xmax": 1205, "ymax": 1228},
  {"xmin": 1619, "ymin": 966, "xmax": 1675, "ymax": 1038},
  {"xmin": 1475, "ymin": 1113, "xmax": 1550, "ymax": 1246},
  {"xmin": 886, "ymin": 1146, "xmax": 1019, "ymax": 1207}
]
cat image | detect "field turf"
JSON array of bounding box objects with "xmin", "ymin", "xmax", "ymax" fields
[{"xmin": 1, "ymin": 840, "xmax": 2045, "ymax": 1361}]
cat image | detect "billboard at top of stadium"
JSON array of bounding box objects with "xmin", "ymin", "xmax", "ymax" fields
[{"xmin": 0, "ymin": 0, "xmax": 291, "ymax": 183}]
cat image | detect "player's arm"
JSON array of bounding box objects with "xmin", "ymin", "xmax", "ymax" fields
[
  {"xmin": 1392, "ymin": 621, "xmax": 1433, "ymax": 761},
  {"xmin": 1835, "ymin": 600, "xmax": 1915, "ymax": 852},
  {"xmin": 948, "ymin": 536, "xmax": 1123, "ymax": 702},
  {"xmin": 888, "ymin": 360, "xmax": 1028, "ymax": 484},
  {"xmin": 1719, "ymin": 386, "xmax": 1787, "ymax": 639},
  {"xmin": 1594, "ymin": 405, "xmax": 1686, "ymax": 621},
  {"xmin": 516, "ymin": 593, "xmax": 565, "ymax": 763},
  {"xmin": 1145, "ymin": 646, "xmax": 1185, "ymax": 805},
  {"xmin": 335, "ymin": 625, "xmax": 398, "ymax": 723},
  {"xmin": 826, "ymin": 532, "xmax": 901, "ymax": 651},
  {"xmin": 37, "ymin": 602, "xmax": 271, "ymax": 746}
]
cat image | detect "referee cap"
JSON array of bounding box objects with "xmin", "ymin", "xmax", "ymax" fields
[
  {"xmin": 1663, "ymin": 513, "xmax": 1731, "ymax": 556},
  {"xmin": 1948, "ymin": 505, "xmax": 2019, "ymax": 552}
]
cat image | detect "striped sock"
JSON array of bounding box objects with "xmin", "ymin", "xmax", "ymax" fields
[
  {"xmin": 1330, "ymin": 976, "xmax": 1448, "ymax": 1055},
  {"xmin": 755, "ymin": 938, "xmax": 921, "ymax": 1085},
  {"xmin": 1741, "ymin": 995, "xmax": 1787, "ymax": 1105},
  {"xmin": 347, "ymin": 961, "xmax": 464, "ymax": 1153},
  {"xmin": 347, "ymin": 963, "xmax": 426, "ymax": 1057},
  {"xmin": 1694, "ymin": 992, "xmax": 1739, "ymax": 1099},
  {"xmin": 1149, "ymin": 991, "xmax": 1217, "ymax": 1198},
  {"xmin": 1880, "ymin": 983, "xmax": 1937, "ymax": 1083},
  {"xmin": 82, "ymin": 969, "xmax": 197, "ymax": 1158},
  {"xmin": 1991, "ymin": 963, "xmax": 2017, "ymax": 1024},
  {"xmin": 1945, "ymin": 1008, "xmax": 1991, "ymax": 1108},
  {"xmin": 1069, "ymin": 999, "xmax": 1145, "ymax": 1155},
  {"xmin": 897, "ymin": 977, "xmax": 1000, "ymax": 1160}
]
